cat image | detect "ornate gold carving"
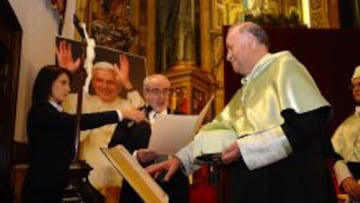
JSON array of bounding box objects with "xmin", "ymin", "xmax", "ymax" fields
[
  {"xmin": 75, "ymin": 0, "xmax": 138, "ymax": 51},
  {"xmin": 211, "ymin": 0, "xmax": 244, "ymax": 30},
  {"xmin": 91, "ymin": 0, "xmax": 138, "ymax": 51},
  {"xmin": 309, "ymin": 0, "xmax": 329, "ymax": 28},
  {"xmin": 165, "ymin": 63, "xmax": 216, "ymax": 114}
]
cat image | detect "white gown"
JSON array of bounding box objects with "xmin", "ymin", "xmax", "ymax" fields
[{"xmin": 62, "ymin": 91, "xmax": 144, "ymax": 194}]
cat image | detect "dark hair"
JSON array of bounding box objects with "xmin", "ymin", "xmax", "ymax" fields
[{"xmin": 31, "ymin": 65, "xmax": 72, "ymax": 103}]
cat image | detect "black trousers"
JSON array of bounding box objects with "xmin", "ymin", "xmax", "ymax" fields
[
  {"xmin": 228, "ymin": 140, "xmax": 337, "ymax": 203},
  {"xmin": 348, "ymin": 162, "xmax": 360, "ymax": 179}
]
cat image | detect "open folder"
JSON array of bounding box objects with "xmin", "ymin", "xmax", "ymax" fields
[
  {"xmin": 101, "ymin": 146, "xmax": 169, "ymax": 203},
  {"xmin": 148, "ymin": 95, "xmax": 214, "ymax": 154}
]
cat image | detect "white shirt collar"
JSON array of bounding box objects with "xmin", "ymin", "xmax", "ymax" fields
[
  {"xmin": 49, "ymin": 100, "xmax": 63, "ymax": 112},
  {"xmin": 149, "ymin": 109, "xmax": 168, "ymax": 124},
  {"xmin": 149, "ymin": 109, "xmax": 168, "ymax": 117}
]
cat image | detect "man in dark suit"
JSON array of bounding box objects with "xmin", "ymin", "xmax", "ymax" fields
[{"xmin": 108, "ymin": 74, "xmax": 189, "ymax": 203}]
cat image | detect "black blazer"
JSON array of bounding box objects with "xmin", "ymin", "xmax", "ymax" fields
[
  {"xmin": 22, "ymin": 102, "xmax": 119, "ymax": 203},
  {"xmin": 109, "ymin": 106, "xmax": 189, "ymax": 203},
  {"xmin": 108, "ymin": 105, "xmax": 153, "ymax": 153},
  {"xmin": 108, "ymin": 106, "xmax": 181, "ymax": 153}
]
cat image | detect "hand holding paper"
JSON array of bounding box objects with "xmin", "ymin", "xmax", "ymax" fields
[{"xmin": 148, "ymin": 95, "xmax": 214, "ymax": 154}]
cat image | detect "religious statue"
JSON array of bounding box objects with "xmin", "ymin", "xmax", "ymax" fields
[
  {"xmin": 157, "ymin": 0, "xmax": 200, "ymax": 71},
  {"xmin": 81, "ymin": 23, "xmax": 96, "ymax": 93}
]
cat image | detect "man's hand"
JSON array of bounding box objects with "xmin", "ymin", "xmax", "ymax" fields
[
  {"xmin": 137, "ymin": 149, "xmax": 157, "ymax": 164},
  {"xmin": 121, "ymin": 109, "xmax": 146, "ymax": 123},
  {"xmin": 146, "ymin": 157, "xmax": 182, "ymax": 182},
  {"xmin": 114, "ymin": 54, "xmax": 133, "ymax": 90},
  {"xmin": 56, "ymin": 40, "xmax": 81, "ymax": 73},
  {"xmin": 221, "ymin": 141, "xmax": 241, "ymax": 164},
  {"xmin": 342, "ymin": 177, "xmax": 360, "ymax": 201}
]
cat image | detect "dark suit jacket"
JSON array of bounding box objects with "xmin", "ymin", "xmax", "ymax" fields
[
  {"xmin": 22, "ymin": 102, "xmax": 119, "ymax": 203},
  {"xmin": 109, "ymin": 107, "xmax": 189, "ymax": 203},
  {"xmin": 108, "ymin": 105, "xmax": 153, "ymax": 153}
]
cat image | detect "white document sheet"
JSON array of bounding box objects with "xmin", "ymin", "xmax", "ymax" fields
[{"xmin": 148, "ymin": 95, "xmax": 214, "ymax": 154}]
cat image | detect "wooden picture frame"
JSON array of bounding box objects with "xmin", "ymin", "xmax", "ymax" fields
[{"xmin": 75, "ymin": 0, "xmax": 138, "ymax": 52}]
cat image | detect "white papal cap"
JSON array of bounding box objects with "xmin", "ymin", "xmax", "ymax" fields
[
  {"xmin": 93, "ymin": 61, "xmax": 114, "ymax": 70},
  {"xmin": 352, "ymin": 65, "xmax": 360, "ymax": 80}
]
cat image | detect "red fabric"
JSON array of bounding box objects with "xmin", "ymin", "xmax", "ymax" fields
[
  {"xmin": 189, "ymin": 166, "xmax": 218, "ymax": 203},
  {"xmin": 190, "ymin": 183, "xmax": 218, "ymax": 203},
  {"xmin": 327, "ymin": 158, "xmax": 343, "ymax": 195},
  {"xmin": 181, "ymin": 96, "xmax": 189, "ymax": 114},
  {"xmin": 189, "ymin": 166, "xmax": 231, "ymax": 203}
]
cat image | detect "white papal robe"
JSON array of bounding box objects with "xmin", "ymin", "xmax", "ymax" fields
[{"xmin": 62, "ymin": 91, "xmax": 144, "ymax": 196}]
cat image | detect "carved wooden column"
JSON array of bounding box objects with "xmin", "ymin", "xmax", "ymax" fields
[
  {"xmin": 162, "ymin": 0, "xmax": 216, "ymax": 114},
  {"xmin": 162, "ymin": 1, "xmax": 221, "ymax": 203},
  {"xmin": 165, "ymin": 62, "xmax": 215, "ymax": 114},
  {"xmin": 308, "ymin": 0, "xmax": 339, "ymax": 28}
]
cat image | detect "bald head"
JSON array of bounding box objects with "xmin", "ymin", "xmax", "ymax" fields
[
  {"xmin": 352, "ymin": 65, "xmax": 360, "ymax": 81},
  {"xmin": 226, "ymin": 22, "xmax": 269, "ymax": 75},
  {"xmin": 235, "ymin": 22, "xmax": 269, "ymax": 47}
]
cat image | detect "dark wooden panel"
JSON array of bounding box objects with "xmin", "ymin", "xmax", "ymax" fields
[{"xmin": 0, "ymin": 1, "xmax": 22, "ymax": 202}]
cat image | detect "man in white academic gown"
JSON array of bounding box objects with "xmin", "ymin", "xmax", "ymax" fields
[
  {"xmin": 332, "ymin": 65, "xmax": 360, "ymax": 202},
  {"xmin": 146, "ymin": 21, "xmax": 337, "ymax": 203}
]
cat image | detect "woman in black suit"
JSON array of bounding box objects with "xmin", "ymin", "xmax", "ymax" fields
[{"xmin": 21, "ymin": 65, "xmax": 145, "ymax": 203}]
